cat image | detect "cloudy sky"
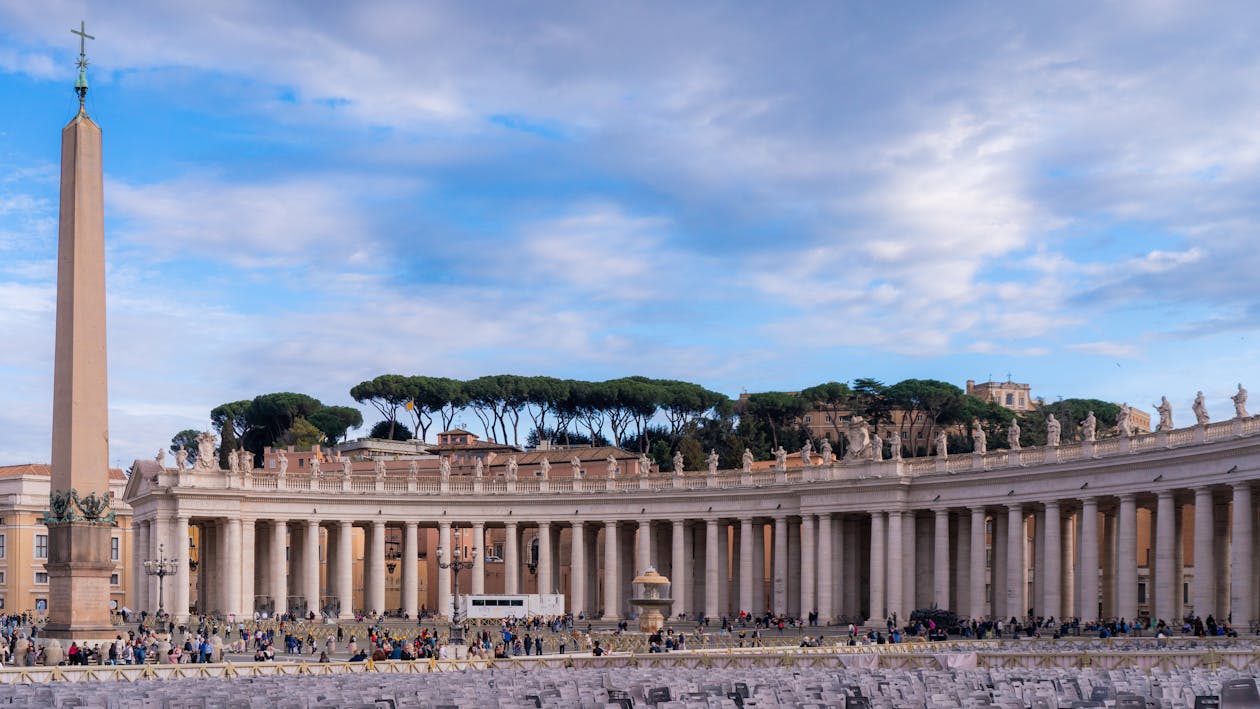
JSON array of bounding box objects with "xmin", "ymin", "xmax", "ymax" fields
[{"xmin": 2, "ymin": 1, "xmax": 1259, "ymax": 466}]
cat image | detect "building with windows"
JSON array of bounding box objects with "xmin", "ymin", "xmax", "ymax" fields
[{"xmin": 0, "ymin": 465, "xmax": 133, "ymax": 615}]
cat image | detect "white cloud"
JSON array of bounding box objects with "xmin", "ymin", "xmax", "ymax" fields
[{"xmin": 1067, "ymin": 341, "xmax": 1144, "ymax": 359}]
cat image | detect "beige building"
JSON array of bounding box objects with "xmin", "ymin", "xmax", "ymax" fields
[
  {"xmin": 0, "ymin": 465, "xmax": 133, "ymax": 615},
  {"xmin": 966, "ymin": 379, "xmax": 1040, "ymax": 412}
]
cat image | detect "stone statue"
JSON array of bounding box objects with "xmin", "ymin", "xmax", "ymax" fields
[
  {"xmin": 310, "ymin": 455, "xmax": 321, "ymax": 477},
  {"xmin": 570, "ymin": 456, "xmax": 582, "ymax": 478},
  {"xmin": 408, "ymin": 459, "xmax": 419, "ymax": 480},
  {"xmin": 800, "ymin": 440, "xmax": 813, "ymax": 466},
  {"xmin": 276, "ymin": 449, "xmax": 288, "ymax": 477},
  {"xmin": 238, "ymin": 449, "xmax": 252, "ymax": 473},
  {"xmin": 439, "ymin": 457, "xmax": 451, "ymax": 479},
  {"xmin": 934, "ymin": 429, "xmax": 948, "ymax": 458},
  {"xmin": 741, "ymin": 448, "xmax": 754, "ymax": 473},
  {"xmin": 175, "ymin": 449, "xmax": 188, "ymax": 470},
  {"xmin": 1117, "ymin": 404, "xmax": 1133, "ymax": 437},
  {"xmin": 820, "ymin": 438, "xmax": 833, "ymax": 465},
  {"xmin": 972, "ymin": 419, "xmax": 987, "ymax": 454},
  {"xmin": 869, "ymin": 431, "xmax": 882, "ymax": 461},
  {"xmin": 539, "ymin": 457, "xmax": 551, "ymax": 478},
  {"xmin": 845, "ymin": 416, "xmax": 871, "ymax": 460},
  {"xmin": 638, "ymin": 453, "xmax": 651, "ymax": 476},
  {"xmin": 1046, "ymin": 414, "xmax": 1061, "ymax": 446},
  {"xmin": 155, "ymin": 448, "xmax": 166, "ymax": 469},
  {"xmin": 1193, "ymin": 391, "xmax": 1209, "ymax": 425},
  {"xmin": 1232, "ymin": 383, "xmax": 1249, "ymax": 418},
  {"xmin": 227, "ymin": 448, "xmax": 239, "ymax": 473},
  {"xmin": 706, "ymin": 449, "xmax": 720, "ymax": 475},
  {"xmin": 1008, "ymin": 419, "xmax": 1021, "ymax": 450},
  {"xmin": 1081, "ymin": 411, "xmax": 1097, "ymax": 442},
  {"xmin": 506, "ymin": 456, "xmax": 518, "ymax": 480},
  {"xmin": 342, "ymin": 458, "xmax": 353, "ymax": 477},
  {"xmin": 195, "ymin": 431, "xmax": 217, "ymax": 471},
  {"xmin": 888, "ymin": 430, "xmax": 902, "ymax": 460},
  {"xmin": 473, "ymin": 458, "xmax": 483, "ymax": 478},
  {"xmin": 773, "ymin": 446, "xmax": 787, "ymax": 471},
  {"xmin": 1154, "ymin": 396, "xmax": 1173, "ymax": 432},
  {"xmin": 606, "ymin": 454, "xmax": 620, "ymax": 478},
  {"xmin": 672, "ymin": 451, "xmax": 684, "ymax": 476},
  {"xmin": 374, "ymin": 458, "xmax": 387, "ymax": 480}
]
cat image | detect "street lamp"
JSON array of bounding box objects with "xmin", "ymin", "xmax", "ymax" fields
[
  {"xmin": 436, "ymin": 543, "xmax": 478, "ymax": 645},
  {"xmin": 143, "ymin": 542, "xmax": 180, "ymax": 618}
]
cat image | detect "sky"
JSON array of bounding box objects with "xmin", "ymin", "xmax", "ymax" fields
[{"xmin": 3, "ymin": 1, "xmax": 1260, "ymax": 467}]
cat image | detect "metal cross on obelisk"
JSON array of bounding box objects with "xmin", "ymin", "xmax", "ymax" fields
[{"xmin": 71, "ymin": 21, "xmax": 94, "ymax": 108}]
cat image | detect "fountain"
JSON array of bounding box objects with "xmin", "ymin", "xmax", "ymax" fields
[{"xmin": 629, "ymin": 567, "xmax": 673, "ymax": 633}]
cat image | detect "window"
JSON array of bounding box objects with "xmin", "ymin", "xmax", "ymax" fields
[
  {"xmin": 1005, "ymin": 393, "xmax": 1014, "ymax": 405},
  {"xmin": 804, "ymin": 416, "xmax": 812, "ymax": 424},
  {"xmin": 34, "ymin": 534, "xmax": 48, "ymax": 560},
  {"xmin": 34, "ymin": 571, "xmax": 48, "ymax": 585},
  {"xmin": 0, "ymin": 533, "xmax": 6, "ymax": 559},
  {"xmin": 111, "ymin": 537, "xmax": 120, "ymax": 562},
  {"xmin": 0, "ymin": 571, "xmax": 7, "ymax": 585},
  {"xmin": 1019, "ymin": 396, "xmax": 1025, "ymax": 406},
  {"xmin": 1137, "ymin": 582, "xmax": 1146, "ymax": 604},
  {"xmin": 110, "ymin": 573, "xmax": 120, "ymax": 586},
  {"xmin": 824, "ymin": 415, "xmax": 832, "ymax": 423}
]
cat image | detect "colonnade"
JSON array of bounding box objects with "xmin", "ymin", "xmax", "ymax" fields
[{"xmin": 130, "ymin": 480, "xmax": 1257, "ymax": 627}]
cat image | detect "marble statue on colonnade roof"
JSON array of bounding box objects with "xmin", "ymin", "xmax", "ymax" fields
[
  {"xmin": 309, "ymin": 454, "xmax": 321, "ymax": 477},
  {"xmin": 439, "ymin": 457, "xmax": 451, "ymax": 480},
  {"xmin": 175, "ymin": 449, "xmax": 188, "ymax": 470},
  {"xmin": 773, "ymin": 445, "xmax": 787, "ymax": 471},
  {"xmin": 844, "ymin": 416, "xmax": 870, "ymax": 460},
  {"xmin": 342, "ymin": 457, "xmax": 353, "ymax": 477},
  {"xmin": 741, "ymin": 447, "xmax": 753, "ymax": 472},
  {"xmin": 971, "ymin": 419, "xmax": 986, "ymax": 454},
  {"xmin": 1233, "ymin": 383, "xmax": 1249, "ymax": 418},
  {"xmin": 1007, "ymin": 419, "xmax": 1021, "ymax": 450},
  {"xmin": 155, "ymin": 448, "xmax": 166, "ymax": 469},
  {"xmin": 1081, "ymin": 411, "xmax": 1097, "ymax": 442},
  {"xmin": 800, "ymin": 440, "xmax": 813, "ymax": 466},
  {"xmin": 638, "ymin": 453, "xmax": 651, "ymax": 476},
  {"xmin": 888, "ymin": 430, "xmax": 902, "ymax": 460},
  {"xmin": 1154, "ymin": 396, "xmax": 1173, "ymax": 431},
  {"xmin": 194, "ymin": 431, "xmax": 217, "ymax": 471},
  {"xmin": 706, "ymin": 449, "xmax": 719, "ymax": 474},
  {"xmin": 1117, "ymin": 405, "xmax": 1132, "ymax": 438},
  {"xmin": 473, "ymin": 458, "xmax": 483, "ymax": 478},
  {"xmin": 933, "ymin": 429, "xmax": 948, "ymax": 459},
  {"xmin": 276, "ymin": 449, "xmax": 288, "ymax": 477},
  {"xmin": 820, "ymin": 438, "xmax": 833, "ymax": 465},
  {"xmin": 538, "ymin": 456, "xmax": 550, "ymax": 478},
  {"xmin": 374, "ymin": 458, "xmax": 386, "ymax": 480},
  {"xmin": 227, "ymin": 448, "xmax": 239, "ymax": 473},
  {"xmin": 672, "ymin": 451, "xmax": 684, "ymax": 476},
  {"xmin": 570, "ymin": 456, "xmax": 582, "ymax": 478},
  {"xmin": 606, "ymin": 454, "xmax": 620, "ymax": 477},
  {"xmin": 869, "ymin": 431, "xmax": 882, "ymax": 461},
  {"xmin": 1046, "ymin": 414, "xmax": 1061, "ymax": 446},
  {"xmin": 407, "ymin": 459, "xmax": 418, "ymax": 481},
  {"xmin": 1193, "ymin": 391, "xmax": 1210, "ymax": 425},
  {"xmin": 505, "ymin": 456, "xmax": 518, "ymax": 480}
]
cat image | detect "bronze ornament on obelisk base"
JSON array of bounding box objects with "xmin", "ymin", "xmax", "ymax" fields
[{"xmin": 43, "ymin": 21, "xmax": 119, "ymax": 642}]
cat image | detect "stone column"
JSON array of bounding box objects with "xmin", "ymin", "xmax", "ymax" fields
[
  {"xmin": 991, "ymin": 512, "xmax": 1007, "ymax": 618},
  {"xmin": 401, "ymin": 521, "xmax": 418, "ymax": 619},
  {"xmin": 362, "ymin": 521, "xmax": 380, "ymax": 616},
  {"xmin": 536, "ymin": 522, "xmax": 553, "ymax": 595},
  {"xmin": 970, "ymin": 508, "xmax": 986, "ymax": 619},
  {"xmin": 503, "ymin": 522, "xmax": 519, "ymax": 594},
  {"xmin": 934, "ymin": 509, "xmax": 950, "ymax": 610},
  {"xmin": 636, "ymin": 520, "xmax": 652, "ymax": 574},
  {"xmin": 1080, "ymin": 497, "xmax": 1100, "ymax": 622},
  {"xmin": 787, "ymin": 519, "xmax": 801, "ymax": 617},
  {"xmin": 1116, "ymin": 493, "xmax": 1138, "ymax": 621},
  {"xmin": 1061, "ymin": 510, "xmax": 1075, "ymax": 618},
  {"xmin": 603, "ymin": 521, "xmax": 619, "ymax": 620},
  {"xmin": 956, "ymin": 510, "xmax": 971, "ymax": 617},
  {"xmin": 570, "ymin": 522, "xmax": 586, "ymax": 616},
  {"xmin": 886, "ymin": 511, "xmax": 903, "ymax": 623},
  {"xmin": 1174, "ymin": 502, "xmax": 1186, "ymax": 622},
  {"xmin": 240, "ymin": 518, "xmax": 255, "ymax": 617},
  {"xmin": 337, "ymin": 521, "xmax": 353, "ymax": 619},
  {"xmin": 753, "ymin": 521, "xmax": 767, "ymax": 613},
  {"xmin": 1043, "ymin": 501, "xmax": 1061, "ymax": 620},
  {"xmin": 304, "ymin": 520, "xmax": 320, "ymax": 616},
  {"xmin": 739, "ymin": 518, "xmax": 754, "ymax": 615},
  {"xmin": 869, "ymin": 512, "xmax": 886, "ymax": 623},
  {"xmin": 1032, "ymin": 508, "xmax": 1045, "ymax": 616},
  {"xmin": 817, "ymin": 514, "xmax": 833, "ymax": 623},
  {"xmin": 671, "ymin": 520, "xmax": 687, "ymax": 619},
  {"xmin": 1231, "ymin": 482, "xmax": 1254, "ymax": 624},
  {"xmin": 801, "ymin": 515, "xmax": 816, "ymax": 620},
  {"xmin": 1155, "ymin": 490, "xmax": 1177, "ymax": 623},
  {"xmin": 271, "ymin": 521, "xmax": 287, "ymax": 617},
  {"xmin": 1193, "ymin": 487, "xmax": 1215, "ymax": 617},
  {"xmin": 833, "ymin": 516, "xmax": 847, "ymax": 617},
  {"xmin": 148, "ymin": 517, "xmax": 165, "ymax": 613},
  {"xmin": 135, "ymin": 521, "xmax": 150, "ymax": 613},
  {"xmin": 704, "ymin": 518, "xmax": 720, "ymax": 620},
  {"xmin": 470, "ymin": 522, "xmax": 485, "ymax": 595},
  {"xmin": 225, "ymin": 517, "xmax": 242, "ymax": 618},
  {"xmin": 1007, "ymin": 504, "xmax": 1024, "ymax": 619},
  {"xmin": 172, "ymin": 515, "xmax": 190, "ymax": 621},
  {"xmin": 437, "ymin": 522, "xmax": 451, "ymax": 619},
  {"xmin": 772, "ymin": 516, "xmax": 789, "ymax": 615}
]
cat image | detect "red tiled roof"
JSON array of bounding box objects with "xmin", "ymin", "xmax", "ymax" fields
[{"xmin": 0, "ymin": 464, "xmax": 128, "ymax": 481}]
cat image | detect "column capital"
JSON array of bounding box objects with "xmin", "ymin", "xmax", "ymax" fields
[
  {"xmin": 505, "ymin": 520, "xmax": 518, "ymax": 529},
  {"xmin": 1007, "ymin": 501, "xmax": 1022, "ymax": 512},
  {"xmin": 1156, "ymin": 489, "xmax": 1174, "ymax": 500},
  {"xmin": 1117, "ymin": 492, "xmax": 1137, "ymax": 502},
  {"xmin": 934, "ymin": 508, "xmax": 950, "ymax": 517},
  {"xmin": 1044, "ymin": 499, "xmax": 1060, "ymax": 509},
  {"xmin": 1233, "ymin": 480, "xmax": 1252, "ymax": 493}
]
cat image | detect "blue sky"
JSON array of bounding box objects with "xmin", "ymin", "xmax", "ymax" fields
[{"xmin": 3, "ymin": 1, "xmax": 1260, "ymax": 466}]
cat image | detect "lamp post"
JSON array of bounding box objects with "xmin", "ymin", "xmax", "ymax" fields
[
  {"xmin": 436, "ymin": 543, "xmax": 478, "ymax": 644},
  {"xmin": 143, "ymin": 542, "xmax": 180, "ymax": 619}
]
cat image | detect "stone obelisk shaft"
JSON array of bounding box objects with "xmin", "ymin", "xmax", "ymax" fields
[{"xmin": 46, "ymin": 110, "xmax": 114, "ymax": 639}]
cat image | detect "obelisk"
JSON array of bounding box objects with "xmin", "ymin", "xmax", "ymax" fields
[{"xmin": 44, "ymin": 22, "xmax": 117, "ymax": 641}]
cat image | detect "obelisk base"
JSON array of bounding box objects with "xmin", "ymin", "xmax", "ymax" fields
[{"xmin": 43, "ymin": 523, "xmax": 118, "ymax": 641}]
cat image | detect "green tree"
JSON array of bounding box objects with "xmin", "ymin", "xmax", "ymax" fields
[
  {"xmin": 800, "ymin": 382, "xmax": 852, "ymax": 442},
  {"xmin": 170, "ymin": 429, "xmax": 201, "ymax": 463},
  {"xmin": 676, "ymin": 436, "xmax": 705, "ymax": 471},
  {"xmin": 279, "ymin": 417, "xmax": 325, "ymax": 449},
  {"xmin": 885, "ymin": 379, "xmax": 966, "ymax": 456},
  {"xmin": 243, "ymin": 392, "xmax": 323, "ymax": 451},
  {"xmin": 210, "ymin": 400, "xmax": 252, "ymax": 441},
  {"xmin": 307, "ymin": 405, "xmax": 364, "ymax": 447},
  {"xmin": 369, "ymin": 420, "xmax": 414, "ymax": 441},
  {"xmin": 740, "ymin": 392, "xmax": 809, "ymax": 449},
  {"xmin": 404, "ymin": 376, "xmax": 464, "ymax": 442},
  {"xmin": 350, "ymin": 375, "xmax": 410, "ymax": 442}
]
